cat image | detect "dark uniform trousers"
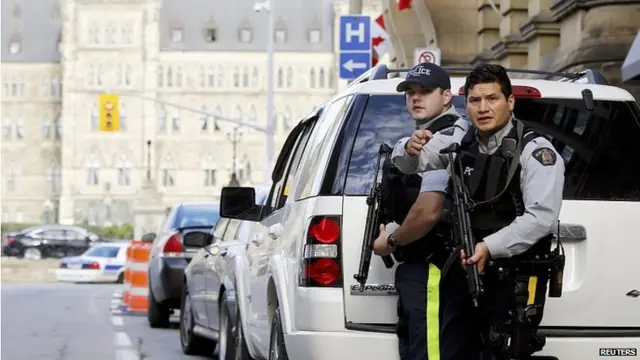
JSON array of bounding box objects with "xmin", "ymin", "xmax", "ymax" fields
[
  {"xmin": 395, "ymin": 262, "xmax": 442, "ymax": 360},
  {"xmin": 438, "ymin": 265, "xmax": 513, "ymax": 360}
]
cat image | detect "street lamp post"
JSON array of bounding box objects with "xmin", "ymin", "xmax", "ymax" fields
[
  {"xmin": 226, "ymin": 126, "xmax": 244, "ymax": 186},
  {"xmin": 255, "ymin": 0, "xmax": 276, "ymax": 185}
]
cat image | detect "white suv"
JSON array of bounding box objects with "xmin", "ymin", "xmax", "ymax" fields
[{"xmin": 219, "ymin": 64, "xmax": 640, "ymax": 360}]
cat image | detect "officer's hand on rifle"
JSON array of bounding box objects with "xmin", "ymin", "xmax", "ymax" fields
[
  {"xmin": 373, "ymin": 224, "xmax": 393, "ymax": 256},
  {"xmin": 460, "ymin": 242, "xmax": 490, "ymax": 274},
  {"xmin": 404, "ymin": 129, "xmax": 433, "ymax": 156}
]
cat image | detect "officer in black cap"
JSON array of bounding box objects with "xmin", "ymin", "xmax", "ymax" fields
[{"xmin": 372, "ymin": 61, "xmax": 463, "ymax": 360}]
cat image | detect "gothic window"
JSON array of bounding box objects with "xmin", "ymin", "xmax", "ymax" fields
[
  {"xmin": 286, "ymin": 67, "xmax": 293, "ymax": 88},
  {"xmin": 172, "ymin": 112, "xmax": 180, "ymax": 132},
  {"xmin": 200, "ymin": 106, "xmax": 210, "ymax": 132},
  {"xmin": 54, "ymin": 113, "xmax": 62, "ymax": 140},
  {"xmin": 51, "ymin": 77, "xmax": 58, "ymax": 97},
  {"xmin": 125, "ymin": 64, "xmax": 131, "ymax": 86},
  {"xmin": 120, "ymin": 101, "xmax": 127, "ymax": 131},
  {"xmin": 160, "ymin": 154, "xmax": 176, "ymax": 187},
  {"xmin": 242, "ymin": 66, "xmax": 249, "ymax": 87},
  {"xmin": 166, "ymin": 66, "xmax": 173, "ymax": 87},
  {"xmin": 309, "ymin": 68, "xmax": 316, "ymax": 88},
  {"xmin": 252, "ymin": 66, "xmax": 259, "ymax": 88},
  {"xmin": 96, "ymin": 65, "xmax": 103, "ymax": 86},
  {"xmin": 198, "ymin": 66, "xmax": 205, "ymax": 87},
  {"xmin": 171, "ymin": 26, "xmax": 183, "ymax": 42},
  {"xmin": 86, "ymin": 152, "xmax": 100, "ymax": 186},
  {"xmin": 3, "ymin": 118, "xmax": 11, "ymax": 140},
  {"xmin": 116, "ymin": 152, "xmax": 132, "ymax": 186},
  {"xmin": 87, "ymin": 64, "xmax": 95, "ymax": 86},
  {"xmin": 239, "ymin": 28, "xmax": 252, "ymax": 43},
  {"xmin": 46, "ymin": 164, "xmax": 61, "ymax": 193},
  {"xmin": 176, "ymin": 67, "xmax": 183, "ymax": 87},
  {"xmin": 91, "ymin": 104, "xmax": 99, "ymax": 130},
  {"xmin": 249, "ymin": 105, "xmax": 257, "ymax": 122},
  {"xmin": 121, "ymin": 22, "xmax": 132, "ymax": 44},
  {"xmin": 235, "ymin": 105, "xmax": 243, "ymax": 120},
  {"xmin": 233, "ymin": 67, "xmax": 240, "ymax": 87},
  {"xmin": 202, "ymin": 155, "xmax": 217, "ymax": 187},
  {"xmin": 157, "ymin": 106, "xmax": 167, "ymax": 133},
  {"xmin": 157, "ymin": 65, "xmax": 163, "ymax": 87},
  {"xmin": 16, "ymin": 118, "xmax": 23, "ymax": 139},
  {"xmin": 309, "ymin": 29, "xmax": 321, "ymax": 44},
  {"xmin": 277, "ymin": 67, "xmax": 283, "ymax": 88},
  {"xmin": 43, "ymin": 115, "xmax": 51, "ymax": 138},
  {"xmin": 275, "ymin": 29, "xmax": 287, "ymax": 44},
  {"xmin": 319, "ymin": 68, "xmax": 325, "ymax": 88},
  {"xmin": 217, "ymin": 65, "xmax": 224, "ymax": 87},
  {"xmin": 106, "ymin": 23, "xmax": 116, "ymax": 44},
  {"xmin": 6, "ymin": 162, "xmax": 19, "ymax": 192},
  {"xmin": 9, "ymin": 36, "xmax": 21, "ymax": 55},
  {"xmin": 328, "ymin": 68, "xmax": 335, "ymax": 88},
  {"xmin": 207, "ymin": 66, "xmax": 215, "ymax": 87}
]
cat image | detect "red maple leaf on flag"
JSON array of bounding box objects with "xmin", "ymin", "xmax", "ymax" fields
[
  {"xmin": 372, "ymin": 36, "xmax": 385, "ymax": 47},
  {"xmin": 397, "ymin": 0, "xmax": 412, "ymax": 11}
]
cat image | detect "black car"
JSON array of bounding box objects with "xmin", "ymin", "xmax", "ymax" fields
[
  {"xmin": 2, "ymin": 225, "xmax": 100, "ymax": 260},
  {"xmin": 145, "ymin": 201, "xmax": 221, "ymax": 328}
]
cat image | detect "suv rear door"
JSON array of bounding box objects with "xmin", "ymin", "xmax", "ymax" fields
[
  {"xmin": 514, "ymin": 97, "xmax": 640, "ymax": 333},
  {"xmin": 336, "ymin": 91, "xmax": 640, "ymax": 335}
]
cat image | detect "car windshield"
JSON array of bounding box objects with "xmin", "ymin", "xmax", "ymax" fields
[
  {"xmin": 84, "ymin": 246, "xmax": 120, "ymax": 258},
  {"xmin": 175, "ymin": 205, "xmax": 220, "ymax": 228}
]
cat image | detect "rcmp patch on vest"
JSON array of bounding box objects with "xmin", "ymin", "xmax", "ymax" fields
[{"xmin": 532, "ymin": 147, "xmax": 557, "ymax": 166}]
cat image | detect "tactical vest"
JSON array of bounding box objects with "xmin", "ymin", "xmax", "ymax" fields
[{"xmin": 381, "ymin": 113, "xmax": 459, "ymax": 264}]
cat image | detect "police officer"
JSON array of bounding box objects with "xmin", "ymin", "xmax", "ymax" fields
[
  {"xmin": 390, "ymin": 64, "xmax": 565, "ymax": 360},
  {"xmin": 372, "ymin": 62, "xmax": 461, "ymax": 360}
]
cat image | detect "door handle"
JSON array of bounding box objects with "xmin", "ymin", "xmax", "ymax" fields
[
  {"xmin": 558, "ymin": 223, "xmax": 586, "ymax": 241},
  {"xmin": 268, "ymin": 223, "xmax": 284, "ymax": 240}
]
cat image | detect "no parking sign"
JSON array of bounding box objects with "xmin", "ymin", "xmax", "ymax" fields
[{"xmin": 413, "ymin": 47, "xmax": 441, "ymax": 66}]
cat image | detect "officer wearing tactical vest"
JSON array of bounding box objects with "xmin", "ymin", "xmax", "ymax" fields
[
  {"xmin": 391, "ymin": 64, "xmax": 565, "ymax": 360},
  {"xmin": 372, "ymin": 62, "xmax": 460, "ymax": 360}
]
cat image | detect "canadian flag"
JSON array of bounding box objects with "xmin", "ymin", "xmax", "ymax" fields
[
  {"xmin": 397, "ymin": 0, "xmax": 412, "ymax": 11},
  {"xmin": 371, "ymin": 14, "xmax": 393, "ymax": 58}
]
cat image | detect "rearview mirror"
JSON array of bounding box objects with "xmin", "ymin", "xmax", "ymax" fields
[
  {"xmin": 220, "ymin": 187, "xmax": 262, "ymax": 222},
  {"xmin": 141, "ymin": 233, "xmax": 156, "ymax": 242}
]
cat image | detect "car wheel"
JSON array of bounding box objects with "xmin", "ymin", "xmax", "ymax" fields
[
  {"xmin": 180, "ymin": 286, "xmax": 215, "ymax": 355},
  {"xmin": 147, "ymin": 285, "xmax": 170, "ymax": 328},
  {"xmin": 115, "ymin": 272, "xmax": 124, "ymax": 284},
  {"xmin": 219, "ymin": 296, "xmax": 252, "ymax": 360},
  {"xmin": 24, "ymin": 248, "xmax": 42, "ymax": 260},
  {"xmin": 268, "ymin": 307, "xmax": 288, "ymax": 360}
]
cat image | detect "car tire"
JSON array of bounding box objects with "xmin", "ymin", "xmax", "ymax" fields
[
  {"xmin": 180, "ymin": 285, "xmax": 215, "ymax": 356},
  {"xmin": 147, "ymin": 285, "xmax": 170, "ymax": 328},
  {"xmin": 268, "ymin": 307, "xmax": 288, "ymax": 360},
  {"xmin": 115, "ymin": 272, "xmax": 124, "ymax": 284},
  {"xmin": 219, "ymin": 296, "xmax": 252, "ymax": 360}
]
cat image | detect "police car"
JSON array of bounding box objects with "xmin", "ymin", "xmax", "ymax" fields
[
  {"xmin": 56, "ymin": 242, "xmax": 129, "ymax": 283},
  {"xmin": 218, "ymin": 64, "xmax": 640, "ymax": 360}
]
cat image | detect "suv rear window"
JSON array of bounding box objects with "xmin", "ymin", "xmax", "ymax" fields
[{"xmin": 343, "ymin": 94, "xmax": 640, "ymax": 201}]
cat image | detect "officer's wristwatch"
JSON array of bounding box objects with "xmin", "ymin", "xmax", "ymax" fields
[{"xmin": 387, "ymin": 233, "xmax": 399, "ymax": 250}]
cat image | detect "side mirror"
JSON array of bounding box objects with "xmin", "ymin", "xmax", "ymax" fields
[
  {"xmin": 220, "ymin": 187, "xmax": 262, "ymax": 222},
  {"xmin": 141, "ymin": 233, "xmax": 156, "ymax": 243},
  {"xmin": 183, "ymin": 233, "xmax": 213, "ymax": 248}
]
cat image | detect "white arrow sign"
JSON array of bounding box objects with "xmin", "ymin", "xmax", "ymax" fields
[{"xmin": 342, "ymin": 59, "xmax": 368, "ymax": 72}]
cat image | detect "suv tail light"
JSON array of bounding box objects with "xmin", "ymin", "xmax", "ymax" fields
[
  {"xmin": 6, "ymin": 236, "xmax": 15, "ymax": 244},
  {"xmin": 162, "ymin": 234, "xmax": 184, "ymax": 256},
  {"xmin": 299, "ymin": 216, "xmax": 342, "ymax": 287},
  {"xmin": 60, "ymin": 263, "xmax": 67, "ymax": 268}
]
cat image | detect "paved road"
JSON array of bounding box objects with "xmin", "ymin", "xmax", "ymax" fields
[{"xmin": 1, "ymin": 283, "xmax": 212, "ymax": 360}]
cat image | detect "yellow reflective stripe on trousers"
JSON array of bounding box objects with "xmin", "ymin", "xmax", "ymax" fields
[{"xmin": 426, "ymin": 263, "xmax": 441, "ymax": 360}]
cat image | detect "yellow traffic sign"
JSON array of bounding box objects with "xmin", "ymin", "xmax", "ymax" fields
[{"xmin": 99, "ymin": 94, "xmax": 120, "ymax": 132}]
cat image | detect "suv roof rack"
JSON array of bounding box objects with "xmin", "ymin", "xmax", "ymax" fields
[{"xmin": 348, "ymin": 64, "xmax": 609, "ymax": 87}]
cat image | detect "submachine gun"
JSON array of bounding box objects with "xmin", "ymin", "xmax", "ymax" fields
[
  {"xmin": 439, "ymin": 142, "xmax": 484, "ymax": 307},
  {"xmin": 439, "ymin": 141, "xmax": 567, "ymax": 359},
  {"xmin": 353, "ymin": 144, "xmax": 395, "ymax": 292}
]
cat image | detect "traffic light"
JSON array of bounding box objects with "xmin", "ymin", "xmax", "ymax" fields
[{"xmin": 99, "ymin": 94, "xmax": 120, "ymax": 132}]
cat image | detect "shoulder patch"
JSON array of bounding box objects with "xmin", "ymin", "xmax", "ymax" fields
[
  {"xmin": 439, "ymin": 126, "xmax": 455, "ymax": 136},
  {"xmin": 532, "ymin": 147, "xmax": 557, "ymax": 166}
]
